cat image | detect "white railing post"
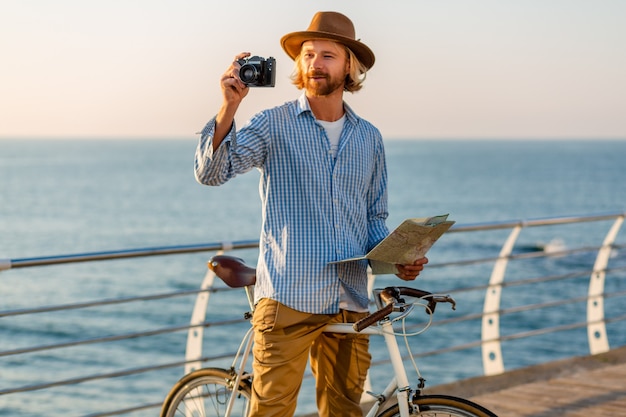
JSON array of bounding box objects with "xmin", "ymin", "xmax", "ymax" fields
[
  {"xmin": 184, "ymin": 248, "xmax": 228, "ymax": 374},
  {"xmin": 482, "ymin": 224, "xmax": 522, "ymax": 375},
  {"xmin": 587, "ymin": 215, "xmax": 624, "ymax": 354},
  {"xmin": 184, "ymin": 267, "xmax": 216, "ymax": 374}
]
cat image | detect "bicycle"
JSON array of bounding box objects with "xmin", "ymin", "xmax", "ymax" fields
[{"xmin": 160, "ymin": 255, "xmax": 498, "ymax": 417}]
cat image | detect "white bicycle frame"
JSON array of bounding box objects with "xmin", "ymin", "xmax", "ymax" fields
[
  {"xmin": 223, "ymin": 302, "xmax": 419, "ymax": 417},
  {"xmin": 326, "ymin": 320, "xmax": 415, "ymax": 417}
]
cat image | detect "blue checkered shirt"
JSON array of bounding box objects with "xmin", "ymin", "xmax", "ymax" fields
[{"xmin": 195, "ymin": 93, "xmax": 389, "ymax": 314}]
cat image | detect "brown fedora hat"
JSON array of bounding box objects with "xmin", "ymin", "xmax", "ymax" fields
[{"xmin": 280, "ymin": 11, "xmax": 375, "ymax": 70}]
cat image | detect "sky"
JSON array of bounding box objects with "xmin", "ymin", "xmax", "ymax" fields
[{"xmin": 1, "ymin": 0, "xmax": 625, "ymax": 140}]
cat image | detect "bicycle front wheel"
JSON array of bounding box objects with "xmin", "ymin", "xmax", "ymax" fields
[
  {"xmin": 377, "ymin": 394, "xmax": 497, "ymax": 417},
  {"xmin": 160, "ymin": 367, "xmax": 252, "ymax": 417}
]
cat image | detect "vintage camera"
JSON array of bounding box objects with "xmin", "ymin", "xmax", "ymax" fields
[{"xmin": 237, "ymin": 55, "xmax": 276, "ymax": 87}]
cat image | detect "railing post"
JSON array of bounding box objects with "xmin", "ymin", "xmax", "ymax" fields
[
  {"xmin": 184, "ymin": 250, "xmax": 226, "ymax": 374},
  {"xmin": 587, "ymin": 215, "xmax": 624, "ymax": 355},
  {"xmin": 482, "ymin": 224, "xmax": 522, "ymax": 375},
  {"xmin": 184, "ymin": 267, "xmax": 216, "ymax": 374}
]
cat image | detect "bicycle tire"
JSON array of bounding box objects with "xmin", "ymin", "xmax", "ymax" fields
[
  {"xmin": 160, "ymin": 367, "xmax": 252, "ymax": 417},
  {"xmin": 377, "ymin": 394, "xmax": 497, "ymax": 417}
]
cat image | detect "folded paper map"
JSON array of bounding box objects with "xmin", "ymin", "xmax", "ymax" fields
[{"xmin": 331, "ymin": 214, "xmax": 455, "ymax": 274}]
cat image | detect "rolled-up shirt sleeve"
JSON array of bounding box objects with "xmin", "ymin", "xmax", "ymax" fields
[
  {"xmin": 194, "ymin": 117, "xmax": 236, "ymax": 186},
  {"xmin": 194, "ymin": 113, "xmax": 269, "ymax": 186}
]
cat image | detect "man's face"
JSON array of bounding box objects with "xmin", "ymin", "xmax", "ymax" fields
[{"xmin": 300, "ymin": 40, "xmax": 350, "ymax": 97}]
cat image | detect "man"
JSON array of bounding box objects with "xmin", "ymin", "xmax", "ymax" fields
[{"xmin": 194, "ymin": 11, "xmax": 428, "ymax": 417}]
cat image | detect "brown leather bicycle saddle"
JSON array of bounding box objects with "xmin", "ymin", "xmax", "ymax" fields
[{"xmin": 208, "ymin": 255, "xmax": 257, "ymax": 288}]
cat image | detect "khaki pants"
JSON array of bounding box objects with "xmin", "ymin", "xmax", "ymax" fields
[{"xmin": 250, "ymin": 298, "xmax": 371, "ymax": 417}]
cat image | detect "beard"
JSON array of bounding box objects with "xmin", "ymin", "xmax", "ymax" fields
[{"xmin": 305, "ymin": 71, "xmax": 345, "ymax": 97}]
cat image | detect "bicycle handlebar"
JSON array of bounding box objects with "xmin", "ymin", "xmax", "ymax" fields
[
  {"xmin": 352, "ymin": 303, "xmax": 394, "ymax": 332},
  {"xmin": 353, "ymin": 286, "xmax": 457, "ymax": 332}
]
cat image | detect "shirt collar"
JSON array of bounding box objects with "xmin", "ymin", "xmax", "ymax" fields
[{"xmin": 296, "ymin": 92, "xmax": 359, "ymax": 125}]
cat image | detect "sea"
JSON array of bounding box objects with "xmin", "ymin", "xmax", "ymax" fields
[{"xmin": 1, "ymin": 138, "xmax": 626, "ymax": 416}]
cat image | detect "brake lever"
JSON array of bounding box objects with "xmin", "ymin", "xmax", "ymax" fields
[{"xmin": 432, "ymin": 295, "xmax": 457, "ymax": 311}]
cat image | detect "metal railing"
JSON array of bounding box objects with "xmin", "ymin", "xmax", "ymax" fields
[{"xmin": 1, "ymin": 212, "xmax": 625, "ymax": 417}]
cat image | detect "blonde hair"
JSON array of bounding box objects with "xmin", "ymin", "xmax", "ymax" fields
[{"xmin": 289, "ymin": 45, "xmax": 368, "ymax": 93}]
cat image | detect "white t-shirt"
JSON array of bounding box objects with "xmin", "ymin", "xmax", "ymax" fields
[{"xmin": 317, "ymin": 115, "xmax": 345, "ymax": 159}]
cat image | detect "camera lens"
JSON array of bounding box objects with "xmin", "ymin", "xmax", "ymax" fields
[{"xmin": 239, "ymin": 64, "xmax": 258, "ymax": 84}]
